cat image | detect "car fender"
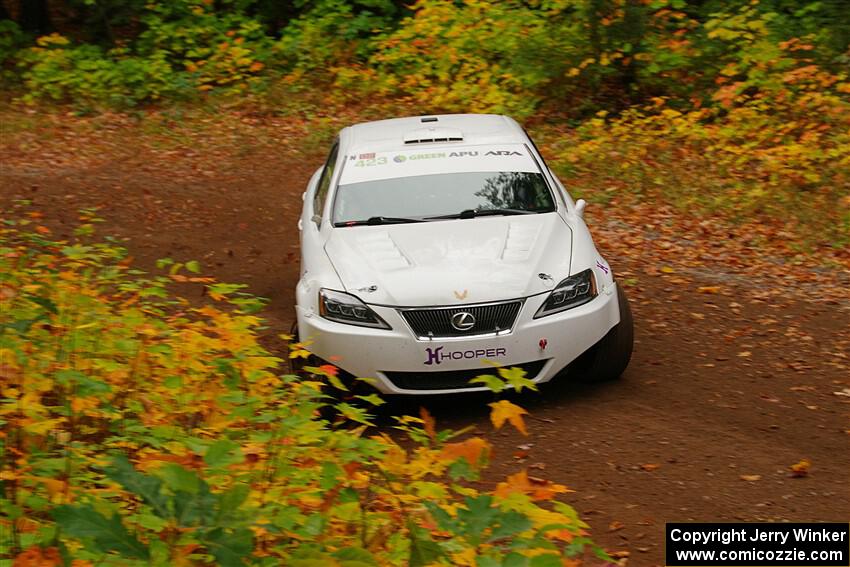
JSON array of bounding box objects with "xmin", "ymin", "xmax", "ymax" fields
[
  {"xmin": 568, "ymin": 214, "xmax": 618, "ymax": 322},
  {"xmin": 298, "ymin": 167, "xmax": 344, "ymax": 315}
]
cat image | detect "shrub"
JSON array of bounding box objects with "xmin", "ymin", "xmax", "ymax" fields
[
  {"xmin": 360, "ymin": 0, "xmax": 553, "ymax": 117},
  {"xmin": 550, "ymin": 40, "xmax": 850, "ymax": 248},
  {"xmin": 17, "ymin": 34, "xmax": 178, "ymax": 107},
  {"xmin": 0, "ymin": 211, "xmax": 603, "ymax": 565}
]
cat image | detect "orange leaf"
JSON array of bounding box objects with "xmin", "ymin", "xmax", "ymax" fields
[
  {"xmin": 320, "ymin": 364, "xmax": 338, "ymax": 376},
  {"xmin": 789, "ymin": 459, "xmax": 810, "ymax": 477},
  {"xmin": 494, "ymin": 470, "xmax": 571, "ymax": 501},
  {"xmin": 439, "ymin": 437, "xmax": 491, "ymax": 467},
  {"xmin": 697, "ymin": 286, "xmax": 721, "ymax": 294},
  {"xmin": 13, "ymin": 546, "xmax": 61, "ymax": 567},
  {"xmin": 420, "ymin": 406, "xmax": 436, "ymax": 444},
  {"xmin": 489, "ymin": 400, "xmax": 528, "ymax": 436}
]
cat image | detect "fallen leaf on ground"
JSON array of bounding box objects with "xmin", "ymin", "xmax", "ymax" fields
[
  {"xmin": 640, "ymin": 463, "xmax": 660, "ymax": 472},
  {"xmin": 789, "ymin": 459, "xmax": 811, "ymax": 478},
  {"xmin": 740, "ymin": 474, "xmax": 761, "ymax": 481},
  {"xmin": 609, "ymin": 520, "xmax": 625, "ymax": 532}
]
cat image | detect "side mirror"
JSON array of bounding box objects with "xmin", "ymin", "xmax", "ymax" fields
[{"xmin": 574, "ymin": 199, "xmax": 587, "ymax": 218}]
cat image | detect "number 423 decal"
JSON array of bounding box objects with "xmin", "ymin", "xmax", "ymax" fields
[{"xmin": 353, "ymin": 157, "xmax": 388, "ymax": 167}]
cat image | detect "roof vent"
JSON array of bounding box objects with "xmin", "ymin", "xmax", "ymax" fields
[{"xmin": 403, "ymin": 127, "xmax": 464, "ymax": 145}]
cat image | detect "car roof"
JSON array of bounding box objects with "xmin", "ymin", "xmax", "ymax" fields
[{"xmin": 339, "ymin": 114, "xmax": 529, "ymax": 155}]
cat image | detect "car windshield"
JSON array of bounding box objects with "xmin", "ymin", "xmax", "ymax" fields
[{"xmin": 333, "ymin": 171, "xmax": 555, "ymax": 225}]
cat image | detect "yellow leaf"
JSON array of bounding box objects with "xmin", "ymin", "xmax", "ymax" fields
[
  {"xmin": 660, "ymin": 266, "xmax": 675, "ymax": 273},
  {"xmin": 289, "ymin": 348, "xmax": 311, "ymax": 359},
  {"xmin": 740, "ymin": 474, "xmax": 761, "ymax": 481},
  {"xmin": 451, "ymin": 547, "xmax": 476, "ymax": 566},
  {"xmin": 489, "ymin": 400, "xmax": 528, "ymax": 436},
  {"xmin": 24, "ymin": 418, "xmax": 65, "ymax": 436}
]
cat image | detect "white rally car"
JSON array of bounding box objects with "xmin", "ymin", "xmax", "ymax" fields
[{"xmin": 296, "ymin": 114, "xmax": 632, "ymax": 394}]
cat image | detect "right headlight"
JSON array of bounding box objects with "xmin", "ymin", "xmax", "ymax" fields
[
  {"xmin": 319, "ymin": 288, "xmax": 391, "ymax": 329},
  {"xmin": 534, "ymin": 269, "xmax": 597, "ymax": 318}
]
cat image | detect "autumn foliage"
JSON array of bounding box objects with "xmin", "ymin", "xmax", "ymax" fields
[{"xmin": 0, "ymin": 212, "xmax": 603, "ymax": 565}]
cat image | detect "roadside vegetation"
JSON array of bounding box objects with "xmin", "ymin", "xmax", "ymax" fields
[{"xmin": 0, "ymin": 211, "xmax": 601, "ymax": 565}]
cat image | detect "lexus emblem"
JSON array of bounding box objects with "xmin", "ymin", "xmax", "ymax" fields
[{"xmin": 450, "ymin": 311, "xmax": 476, "ymax": 332}]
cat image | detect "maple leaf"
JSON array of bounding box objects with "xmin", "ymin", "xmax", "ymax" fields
[
  {"xmin": 439, "ymin": 437, "xmax": 491, "ymax": 467},
  {"xmin": 498, "ymin": 366, "xmax": 538, "ymax": 392},
  {"xmin": 489, "ymin": 400, "xmax": 529, "ymax": 436},
  {"xmin": 289, "ymin": 345, "xmax": 311, "ymax": 359},
  {"xmin": 494, "ymin": 470, "xmax": 571, "ymax": 500}
]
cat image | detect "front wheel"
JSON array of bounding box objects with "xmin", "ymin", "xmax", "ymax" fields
[{"xmin": 575, "ymin": 285, "xmax": 634, "ymax": 382}]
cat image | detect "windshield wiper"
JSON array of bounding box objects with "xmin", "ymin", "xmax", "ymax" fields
[
  {"xmin": 427, "ymin": 208, "xmax": 541, "ymax": 220},
  {"xmin": 334, "ymin": 216, "xmax": 427, "ymax": 227}
]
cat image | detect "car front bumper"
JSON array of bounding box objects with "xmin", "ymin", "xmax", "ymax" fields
[{"xmin": 296, "ymin": 282, "xmax": 622, "ymax": 394}]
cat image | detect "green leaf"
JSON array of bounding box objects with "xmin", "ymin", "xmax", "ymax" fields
[
  {"xmin": 204, "ymin": 439, "xmax": 244, "ymax": 468},
  {"xmin": 61, "ymin": 244, "xmax": 92, "ymax": 259},
  {"xmin": 217, "ymin": 484, "xmax": 250, "ymax": 521},
  {"xmin": 105, "ymin": 455, "xmax": 170, "ymax": 519},
  {"xmin": 157, "ymin": 463, "xmax": 200, "ymax": 494},
  {"xmin": 55, "ymin": 369, "xmax": 111, "ymax": 396},
  {"xmin": 201, "ymin": 527, "xmax": 253, "ymax": 567},
  {"xmin": 173, "ymin": 483, "xmax": 217, "ymax": 527},
  {"xmin": 529, "ymin": 554, "xmax": 562, "ymax": 567},
  {"xmin": 52, "ymin": 505, "xmax": 149, "ymax": 559},
  {"xmin": 498, "ymin": 366, "xmax": 537, "ymax": 393},
  {"xmin": 408, "ymin": 521, "xmax": 445, "ymax": 567},
  {"xmin": 487, "ymin": 511, "xmax": 532, "ymax": 542},
  {"xmin": 26, "ymin": 294, "xmax": 58, "ymax": 314},
  {"xmin": 333, "ymin": 547, "xmax": 378, "ymax": 566},
  {"xmin": 355, "ymin": 393, "xmax": 385, "ymax": 406},
  {"xmin": 469, "ymin": 374, "xmax": 505, "ymax": 393},
  {"xmin": 185, "ymin": 260, "xmax": 201, "ymax": 273}
]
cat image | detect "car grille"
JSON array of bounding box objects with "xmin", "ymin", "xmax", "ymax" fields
[
  {"xmin": 383, "ymin": 360, "xmax": 547, "ymax": 391},
  {"xmin": 399, "ymin": 300, "xmax": 523, "ymax": 338}
]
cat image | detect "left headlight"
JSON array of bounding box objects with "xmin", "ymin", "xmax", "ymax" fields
[
  {"xmin": 534, "ymin": 269, "xmax": 597, "ymax": 318},
  {"xmin": 319, "ymin": 288, "xmax": 391, "ymax": 329}
]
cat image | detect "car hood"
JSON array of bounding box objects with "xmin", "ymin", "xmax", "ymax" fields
[{"xmin": 324, "ymin": 213, "xmax": 572, "ymax": 306}]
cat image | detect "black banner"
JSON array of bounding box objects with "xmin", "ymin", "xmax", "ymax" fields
[{"xmin": 666, "ymin": 523, "xmax": 849, "ymax": 566}]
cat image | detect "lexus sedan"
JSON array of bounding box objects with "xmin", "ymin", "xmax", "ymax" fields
[{"xmin": 295, "ymin": 114, "xmax": 632, "ymax": 394}]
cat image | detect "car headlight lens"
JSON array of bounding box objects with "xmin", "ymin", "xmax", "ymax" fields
[
  {"xmin": 534, "ymin": 269, "xmax": 597, "ymax": 318},
  {"xmin": 319, "ymin": 289, "xmax": 391, "ymax": 329}
]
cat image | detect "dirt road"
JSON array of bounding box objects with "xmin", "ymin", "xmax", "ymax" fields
[{"xmin": 2, "ymin": 113, "xmax": 848, "ymax": 566}]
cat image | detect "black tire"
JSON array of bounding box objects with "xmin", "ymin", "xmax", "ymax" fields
[{"xmin": 574, "ymin": 285, "xmax": 634, "ymax": 382}]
